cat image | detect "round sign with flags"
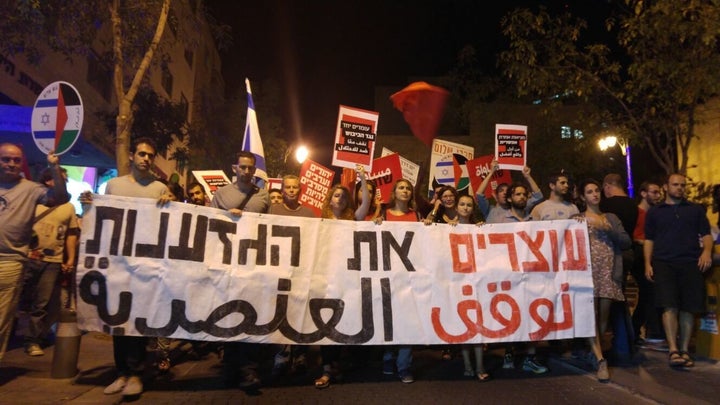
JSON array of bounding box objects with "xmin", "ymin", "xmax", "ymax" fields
[{"xmin": 31, "ymin": 81, "xmax": 84, "ymax": 155}]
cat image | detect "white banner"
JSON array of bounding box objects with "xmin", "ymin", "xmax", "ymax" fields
[{"xmin": 77, "ymin": 195, "xmax": 595, "ymax": 345}]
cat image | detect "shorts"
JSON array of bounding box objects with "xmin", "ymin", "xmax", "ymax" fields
[{"xmin": 652, "ymin": 260, "xmax": 706, "ymax": 313}]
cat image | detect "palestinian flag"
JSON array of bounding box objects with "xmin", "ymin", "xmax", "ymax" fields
[{"xmin": 31, "ymin": 81, "xmax": 84, "ymax": 155}]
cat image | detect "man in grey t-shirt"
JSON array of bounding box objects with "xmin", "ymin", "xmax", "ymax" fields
[{"xmin": 0, "ymin": 143, "xmax": 68, "ymax": 364}]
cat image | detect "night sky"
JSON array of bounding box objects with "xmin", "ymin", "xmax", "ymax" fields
[{"xmin": 206, "ymin": 0, "xmax": 609, "ymax": 164}]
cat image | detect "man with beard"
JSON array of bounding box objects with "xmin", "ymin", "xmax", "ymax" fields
[
  {"xmin": 488, "ymin": 183, "xmax": 549, "ymax": 374},
  {"xmin": 530, "ymin": 172, "xmax": 579, "ymax": 221},
  {"xmin": 187, "ymin": 182, "xmax": 208, "ymax": 206},
  {"xmin": 632, "ymin": 181, "xmax": 666, "ymax": 348},
  {"xmin": 645, "ymin": 173, "xmax": 713, "ymax": 369},
  {"xmin": 0, "ymin": 143, "xmax": 68, "ymax": 365}
]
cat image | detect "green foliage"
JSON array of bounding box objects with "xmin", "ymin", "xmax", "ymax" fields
[
  {"xmin": 497, "ymin": 0, "xmax": 720, "ymax": 175},
  {"xmin": 97, "ymin": 87, "xmax": 188, "ymax": 154}
]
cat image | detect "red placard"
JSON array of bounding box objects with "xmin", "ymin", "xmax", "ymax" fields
[
  {"xmin": 298, "ymin": 159, "xmax": 335, "ymax": 216},
  {"xmin": 466, "ymin": 155, "xmax": 512, "ymax": 199}
]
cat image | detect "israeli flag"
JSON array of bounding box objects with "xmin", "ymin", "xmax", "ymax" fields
[{"xmin": 243, "ymin": 78, "xmax": 268, "ymax": 185}]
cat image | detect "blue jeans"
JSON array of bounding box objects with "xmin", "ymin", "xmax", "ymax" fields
[
  {"xmin": 384, "ymin": 346, "xmax": 413, "ymax": 374},
  {"xmin": 19, "ymin": 260, "xmax": 61, "ymax": 345}
]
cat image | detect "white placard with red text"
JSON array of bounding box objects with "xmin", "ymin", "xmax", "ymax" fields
[{"xmin": 77, "ymin": 195, "xmax": 595, "ymax": 345}]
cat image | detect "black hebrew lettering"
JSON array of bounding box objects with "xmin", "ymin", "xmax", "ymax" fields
[
  {"xmin": 208, "ymin": 218, "xmax": 237, "ymax": 264},
  {"xmin": 135, "ymin": 212, "xmax": 169, "ymax": 258},
  {"xmin": 239, "ymin": 224, "xmax": 268, "ymax": 265},
  {"xmin": 347, "ymin": 231, "xmax": 379, "ymax": 271},
  {"xmin": 381, "ymin": 231, "xmax": 416, "ymax": 271},
  {"xmin": 271, "ymin": 225, "xmax": 301, "ymax": 267},
  {"xmin": 122, "ymin": 210, "xmax": 136, "ymax": 256},
  {"xmin": 86, "ymin": 206, "xmax": 125, "ymax": 255},
  {"xmin": 168, "ymin": 213, "xmax": 208, "ymax": 262},
  {"xmin": 380, "ymin": 277, "xmax": 393, "ymax": 341}
]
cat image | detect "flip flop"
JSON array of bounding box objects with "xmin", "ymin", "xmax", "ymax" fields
[
  {"xmin": 668, "ymin": 351, "xmax": 686, "ymax": 367},
  {"xmin": 679, "ymin": 351, "xmax": 695, "ymax": 368},
  {"xmin": 476, "ymin": 372, "xmax": 491, "ymax": 382}
]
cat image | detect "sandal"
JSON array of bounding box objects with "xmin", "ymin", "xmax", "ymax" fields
[
  {"xmin": 314, "ymin": 374, "xmax": 331, "ymax": 389},
  {"xmin": 476, "ymin": 372, "xmax": 491, "ymax": 382},
  {"xmin": 679, "ymin": 351, "xmax": 695, "ymax": 368},
  {"xmin": 668, "ymin": 351, "xmax": 686, "ymax": 367},
  {"xmin": 158, "ymin": 357, "xmax": 171, "ymax": 373}
]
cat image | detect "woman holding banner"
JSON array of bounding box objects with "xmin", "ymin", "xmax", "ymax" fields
[
  {"xmin": 314, "ymin": 166, "xmax": 371, "ymax": 389},
  {"xmin": 576, "ymin": 179, "xmax": 631, "ymax": 383},
  {"xmin": 424, "ymin": 185, "xmax": 459, "ymax": 225},
  {"xmin": 375, "ymin": 179, "xmax": 422, "ymax": 383}
]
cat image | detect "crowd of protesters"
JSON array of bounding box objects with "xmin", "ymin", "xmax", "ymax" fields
[{"xmin": 1, "ymin": 141, "xmax": 718, "ymax": 399}]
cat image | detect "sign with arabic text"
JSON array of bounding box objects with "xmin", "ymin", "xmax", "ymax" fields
[
  {"xmin": 77, "ymin": 195, "xmax": 595, "ymax": 345},
  {"xmin": 332, "ymin": 105, "xmax": 379, "ymax": 171}
]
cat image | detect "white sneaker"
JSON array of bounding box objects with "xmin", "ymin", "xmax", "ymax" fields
[
  {"xmin": 103, "ymin": 377, "xmax": 128, "ymax": 394},
  {"xmin": 24, "ymin": 344, "xmax": 44, "ymax": 357},
  {"xmin": 122, "ymin": 376, "xmax": 143, "ymax": 396}
]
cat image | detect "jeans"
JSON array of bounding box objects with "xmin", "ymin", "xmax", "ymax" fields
[
  {"xmin": 19, "ymin": 260, "xmax": 61, "ymax": 345},
  {"xmin": 384, "ymin": 346, "xmax": 413, "ymax": 374},
  {"xmin": 0, "ymin": 260, "xmax": 24, "ymax": 362}
]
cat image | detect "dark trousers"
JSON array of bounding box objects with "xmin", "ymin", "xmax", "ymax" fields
[
  {"xmin": 631, "ymin": 244, "xmax": 664, "ymax": 340},
  {"xmin": 19, "ymin": 260, "xmax": 61, "ymax": 345},
  {"xmin": 113, "ymin": 336, "xmax": 147, "ymax": 377}
]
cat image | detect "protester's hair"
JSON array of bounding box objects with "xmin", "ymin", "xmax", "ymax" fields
[
  {"xmin": 187, "ymin": 182, "xmax": 204, "ymax": 193},
  {"xmin": 457, "ymin": 194, "xmax": 480, "ymax": 224},
  {"xmin": 664, "ymin": 173, "xmax": 686, "ymax": 185},
  {"xmin": 39, "ymin": 166, "xmax": 67, "ymax": 184},
  {"xmin": 269, "ymin": 188, "xmax": 282, "ymax": 196},
  {"xmin": 546, "ymin": 171, "xmax": 569, "ymax": 187},
  {"xmin": 321, "ymin": 184, "xmax": 355, "ymax": 220},
  {"xmin": 576, "ymin": 178, "xmax": 601, "ymax": 212},
  {"xmin": 506, "ymin": 182, "xmax": 529, "ymax": 199},
  {"xmin": 388, "ymin": 179, "xmax": 416, "ymax": 210},
  {"xmin": 354, "ymin": 178, "xmax": 377, "ymax": 208},
  {"xmin": 166, "ymin": 182, "xmax": 185, "ymax": 202},
  {"xmin": 131, "ymin": 137, "xmax": 157, "ymax": 154},
  {"xmin": 235, "ymin": 151, "xmax": 256, "ymax": 165},
  {"xmin": 602, "ymin": 173, "xmax": 624, "ymax": 188},
  {"xmin": 436, "ymin": 185, "xmax": 458, "ymax": 205},
  {"xmin": 638, "ymin": 181, "xmax": 659, "ymax": 194},
  {"xmin": 281, "ymin": 174, "xmax": 300, "ymax": 188}
]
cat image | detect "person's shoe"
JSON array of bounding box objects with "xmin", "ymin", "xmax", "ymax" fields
[
  {"xmin": 103, "ymin": 377, "xmax": 128, "ymax": 395},
  {"xmin": 238, "ymin": 369, "xmax": 261, "ymax": 389},
  {"xmin": 121, "ymin": 376, "xmax": 143, "ymax": 396},
  {"xmin": 597, "ymin": 358, "xmax": 610, "ymax": 382},
  {"xmin": 24, "ymin": 343, "xmax": 44, "ymax": 357},
  {"xmin": 502, "ymin": 353, "xmax": 515, "ymax": 369},
  {"xmin": 292, "ymin": 353, "xmax": 307, "ymax": 373},
  {"xmin": 522, "ymin": 357, "xmax": 548, "ymax": 374},
  {"xmin": 272, "ymin": 350, "xmax": 290, "ymax": 376},
  {"xmin": 399, "ymin": 371, "xmax": 414, "ymax": 384},
  {"xmin": 383, "ymin": 359, "xmax": 394, "ymax": 375}
]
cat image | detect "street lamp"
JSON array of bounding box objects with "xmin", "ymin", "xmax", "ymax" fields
[
  {"xmin": 598, "ymin": 135, "xmax": 634, "ymax": 198},
  {"xmin": 283, "ymin": 143, "xmax": 309, "ymax": 166}
]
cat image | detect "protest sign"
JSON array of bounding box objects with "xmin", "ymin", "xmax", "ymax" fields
[
  {"xmin": 429, "ymin": 139, "xmax": 474, "ymax": 197},
  {"xmin": 368, "ymin": 153, "xmax": 402, "ymax": 204},
  {"xmin": 381, "ymin": 147, "xmax": 419, "ymax": 186},
  {"xmin": 299, "ymin": 159, "xmax": 334, "ymax": 216},
  {"xmin": 332, "ymin": 105, "xmax": 379, "ymax": 171},
  {"xmin": 77, "ymin": 195, "xmax": 596, "ymax": 345},
  {"xmin": 466, "ymin": 155, "xmax": 512, "ymax": 199},
  {"xmin": 495, "ymin": 124, "xmax": 528, "ymax": 170},
  {"xmin": 191, "ymin": 170, "xmax": 231, "ymax": 199}
]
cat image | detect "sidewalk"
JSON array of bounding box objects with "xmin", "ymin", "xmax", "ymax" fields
[{"xmin": 1, "ymin": 331, "xmax": 719, "ymax": 404}]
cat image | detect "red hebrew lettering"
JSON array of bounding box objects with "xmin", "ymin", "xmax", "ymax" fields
[
  {"xmin": 517, "ymin": 231, "xmax": 549, "ymax": 272},
  {"xmin": 548, "ymin": 230, "xmax": 559, "ymax": 271},
  {"xmin": 449, "ymin": 233, "xmax": 475, "ymax": 273},
  {"xmin": 561, "ymin": 229, "xmax": 588, "ymax": 270},
  {"xmin": 488, "ymin": 233, "xmax": 519, "ymax": 271}
]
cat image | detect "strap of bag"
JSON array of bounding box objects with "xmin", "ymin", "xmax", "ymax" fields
[
  {"xmin": 34, "ymin": 205, "xmax": 59, "ymax": 223},
  {"xmin": 237, "ymin": 185, "xmax": 259, "ymax": 211}
]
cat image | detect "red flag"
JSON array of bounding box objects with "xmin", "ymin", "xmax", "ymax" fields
[{"xmin": 390, "ymin": 82, "xmax": 449, "ymax": 146}]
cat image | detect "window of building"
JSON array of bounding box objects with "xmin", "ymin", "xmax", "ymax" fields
[
  {"xmin": 561, "ymin": 126, "xmax": 571, "ymax": 139},
  {"xmin": 87, "ymin": 52, "xmax": 112, "ymax": 102}
]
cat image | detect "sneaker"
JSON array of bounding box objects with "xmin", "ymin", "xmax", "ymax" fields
[
  {"xmin": 383, "ymin": 359, "xmax": 395, "ymax": 375},
  {"xmin": 399, "ymin": 371, "xmax": 414, "ymax": 384},
  {"xmin": 103, "ymin": 377, "xmax": 128, "ymax": 395},
  {"xmin": 238, "ymin": 369, "xmax": 261, "ymax": 389},
  {"xmin": 502, "ymin": 353, "xmax": 515, "ymax": 369},
  {"xmin": 272, "ymin": 350, "xmax": 290, "ymax": 376},
  {"xmin": 121, "ymin": 376, "xmax": 143, "ymax": 396},
  {"xmin": 597, "ymin": 359, "xmax": 610, "ymax": 383},
  {"xmin": 24, "ymin": 343, "xmax": 44, "ymax": 357},
  {"xmin": 292, "ymin": 353, "xmax": 307, "ymax": 373},
  {"xmin": 522, "ymin": 357, "xmax": 548, "ymax": 374}
]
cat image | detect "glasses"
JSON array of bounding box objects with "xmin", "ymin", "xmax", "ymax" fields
[
  {"xmin": 233, "ymin": 165, "xmax": 255, "ymax": 171},
  {"xmin": 137, "ymin": 151, "xmax": 155, "ymax": 159},
  {"xmin": 1, "ymin": 157, "xmax": 22, "ymax": 164}
]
